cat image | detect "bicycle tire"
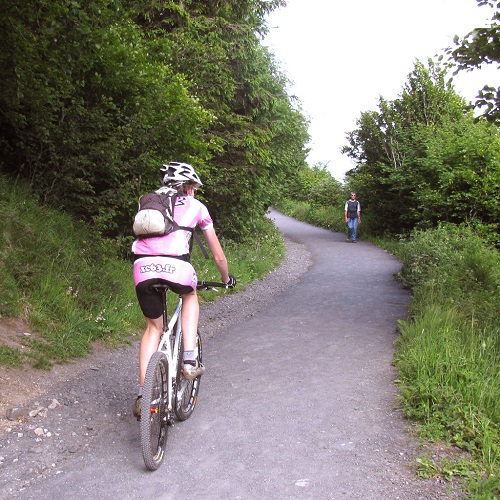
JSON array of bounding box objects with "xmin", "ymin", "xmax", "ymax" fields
[
  {"xmin": 140, "ymin": 351, "xmax": 169, "ymax": 471},
  {"xmin": 174, "ymin": 329, "xmax": 203, "ymax": 421}
]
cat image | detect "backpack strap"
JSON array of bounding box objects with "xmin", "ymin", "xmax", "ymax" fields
[
  {"xmin": 158, "ymin": 189, "xmax": 209, "ymax": 259},
  {"xmin": 192, "ymin": 229, "xmax": 210, "ymax": 259},
  {"xmin": 173, "ymin": 223, "xmax": 194, "ymax": 233}
]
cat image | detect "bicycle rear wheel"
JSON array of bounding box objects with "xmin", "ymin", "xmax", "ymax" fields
[
  {"xmin": 174, "ymin": 330, "xmax": 203, "ymax": 421},
  {"xmin": 140, "ymin": 351, "xmax": 169, "ymax": 471}
]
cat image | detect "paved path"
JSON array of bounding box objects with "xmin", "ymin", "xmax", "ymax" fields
[{"xmin": 3, "ymin": 211, "xmax": 456, "ymax": 499}]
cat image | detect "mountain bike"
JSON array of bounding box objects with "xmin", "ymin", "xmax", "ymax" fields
[{"xmin": 140, "ymin": 280, "xmax": 229, "ymax": 471}]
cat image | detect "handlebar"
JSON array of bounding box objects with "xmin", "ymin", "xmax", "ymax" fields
[{"xmin": 196, "ymin": 280, "xmax": 232, "ymax": 291}]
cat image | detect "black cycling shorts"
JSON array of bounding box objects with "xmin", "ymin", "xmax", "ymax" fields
[{"xmin": 135, "ymin": 278, "xmax": 194, "ymax": 319}]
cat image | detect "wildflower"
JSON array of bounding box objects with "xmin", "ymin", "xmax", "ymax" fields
[{"xmin": 95, "ymin": 309, "xmax": 106, "ymax": 322}]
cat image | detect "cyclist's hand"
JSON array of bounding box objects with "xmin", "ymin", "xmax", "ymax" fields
[{"xmin": 225, "ymin": 274, "xmax": 236, "ymax": 289}]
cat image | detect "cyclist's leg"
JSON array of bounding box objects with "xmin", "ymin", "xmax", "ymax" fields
[
  {"xmin": 180, "ymin": 290, "xmax": 199, "ymax": 354},
  {"xmin": 133, "ymin": 316, "xmax": 163, "ymax": 419},
  {"xmin": 180, "ymin": 290, "xmax": 205, "ymax": 379},
  {"xmin": 175, "ymin": 331, "xmax": 202, "ymax": 420},
  {"xmin": 134, "ymin": 276, "xmax": 167, "ymax": 385},
  {"xmin": 139, "ymin": 316, "xmax": 163, "ymax": 385},
  {"xmin": 175, "ymin": 291, "xmax": 203, "ymax": 418}
]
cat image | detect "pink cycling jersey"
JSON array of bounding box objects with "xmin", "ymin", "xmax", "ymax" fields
[{"xmin": 131, "ymin": 191, "xmax": 213, "ymax": 257}]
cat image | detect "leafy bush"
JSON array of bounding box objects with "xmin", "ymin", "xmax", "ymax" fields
[
  {"xmin": 0, "ymin": 175, "xmax": 144, "ymax": 367},
  {"xmin": 397, "ymin": 223, "xmax": 499, "ymax": 324},
  {"xmin": 393, "ymin": 223, "xmax": 500, "ymax": 492},
  {"xmin": 1, "ymin": 0, "xmax": 309, "ymax": 242}
]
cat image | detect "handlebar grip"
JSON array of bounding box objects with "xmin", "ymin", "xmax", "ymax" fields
[
  {"xmin": 197, "ymin": 281, "xmax": 226, "ymax": 289},
  {"xmin": 197, "ymin": 277, "xmax": 237, "ymax": 290}
]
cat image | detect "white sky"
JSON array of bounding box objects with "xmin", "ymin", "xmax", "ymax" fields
[{"xmin": 263, "ymin": 0, "xmax": 498, "ymax": 181}]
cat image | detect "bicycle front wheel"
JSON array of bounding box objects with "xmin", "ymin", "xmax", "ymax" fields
[
  {"xmin": 174, "ymin": 331, "xmax": 202, "ymax": 421},
  {"xmin": 140, "ymin": 351, "xmax": 169, "ymax": 471}
]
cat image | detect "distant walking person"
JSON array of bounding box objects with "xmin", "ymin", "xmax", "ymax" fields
[{"xmin": 344, "ymin": 192, "xmax": 361, "ymax": 243}]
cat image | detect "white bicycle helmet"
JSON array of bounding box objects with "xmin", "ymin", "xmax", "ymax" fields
[{"xmin": 160, "ymin": 161, "xmax": 203, "ymax": 188}]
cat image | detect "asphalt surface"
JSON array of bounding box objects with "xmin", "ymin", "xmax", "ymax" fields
[{"xmin": 1, "ymin": 210, "xmax": 459, "ymax": 499}]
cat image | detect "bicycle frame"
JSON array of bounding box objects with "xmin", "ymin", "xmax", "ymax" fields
[
  {"xmin": 155, "ymin": 288, "xmax": 183, "ymax": 422},
  {"xmin": 140, "ymin": 279, "xmax": 231, "ymax": 470}
]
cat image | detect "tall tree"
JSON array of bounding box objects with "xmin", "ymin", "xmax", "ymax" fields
[
  {"xmin": 343, "ymin": 60, "xmax": 499, "ymax": 237},
  {"xmin": 449, "ymin": 0, "xmax": 500, "ymax": 123},
  {"xmin": 0, "ymin": 0, "xmax": 214, "ymax": 237},
  {"xmin": 0, "ymin": 0, "xmax": 309, "ymax": 240},
  {"xmin": 127, "ymin": 0, "xmax": 308, "ymax": 238}
]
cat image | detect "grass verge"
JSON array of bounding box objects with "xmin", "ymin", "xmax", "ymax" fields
[
  {"xmin": 0, "ymin": 174, "xmax": 284, "ymax": 369},
  {"xmin": 273, "ymin": 199, "xmax": 346, "ymax": 234},
  {"xmin": 392, "ymin": 223, "xmax": 499, "ymax": 497}
]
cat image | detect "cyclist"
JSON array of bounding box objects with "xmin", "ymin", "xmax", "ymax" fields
[{"xmin": 131, "ymin": 161, "xmax": 236, "ymax": 419}]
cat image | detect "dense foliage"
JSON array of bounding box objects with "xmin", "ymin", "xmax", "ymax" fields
[
  {"xmin": 342, "ymin": 60, "xmax": 500, "ymax": 244},
  {"xmin": 0, "ymin": 0, "xmax": 309, "ymax": 241},
  {"xmin": 449, "ymin": 0, "xmax": 500, "ymax": 123},
  {"xmin": 275, "ymin": 163, "xmax": 347, "ymax": 232},
  {"xmin": 394, "ymin": 224, "xmax": 499, "ymax": 493},
  {"xmin": 0, "ymin": 174, "xmax": 285, "ymax": 368},
  {"xmin": 0, "ymin": 174, "xmax": 142, "ymax": 368}
]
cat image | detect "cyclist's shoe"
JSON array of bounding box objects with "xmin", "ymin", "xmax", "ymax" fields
[
  {"xmin": 182, "ymin": 360, "xmax": 205, "ymax": 381},
  {"xmin": 133, "ymin": 395, "xmax": 142, "ymax": 421}
]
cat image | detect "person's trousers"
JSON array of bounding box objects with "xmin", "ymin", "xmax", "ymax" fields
[{"xmin": 347, "ymin": 217, "xmax": 359, "ymax": 241}]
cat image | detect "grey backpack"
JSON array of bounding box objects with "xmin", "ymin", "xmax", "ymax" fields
[{"xmin": 133, "ymin": 189, "xmax": 187, "ymax": 237}]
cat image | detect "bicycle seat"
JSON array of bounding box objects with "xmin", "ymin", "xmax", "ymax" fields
[{"xmin": 150, "ymin": 283, "xmax": 171, "ymax": 293}]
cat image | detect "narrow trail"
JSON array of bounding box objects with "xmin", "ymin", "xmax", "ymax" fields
[{"xmin": 0, "ymin": 210, "xmax": 461, "ymax": 499}]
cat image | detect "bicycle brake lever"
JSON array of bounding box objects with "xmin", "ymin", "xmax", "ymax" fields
[{"xmin": 197, "ymin": 285, "xmax": 220, "ymax": 292}]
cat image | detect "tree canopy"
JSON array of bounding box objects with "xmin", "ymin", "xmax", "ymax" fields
[
  {"xmin": 449, "ymin": 0, "xmax": 500, "ymax": 123},
  {"xmin": 0, "ymin": 0, "xmax": 309, "ymax": 241},
  {"xmin": 342, "ymin": 60, "xmax": 500, "ymax": 242}
]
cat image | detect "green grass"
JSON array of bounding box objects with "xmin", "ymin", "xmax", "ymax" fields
[
  {"xmin": 0, "ymin": 345, "xmax": 23, "ymax": 366},
  {"xmin": 0, "ymin": 174, "xmax": 284, "ymax": 369},
  {"xmin": 392, "ymin": 224, "xmax": 500, "ymax": 496},
  {"xmin": 274, "ymin": 199, "xmax": 347, "ymax": 234}
]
